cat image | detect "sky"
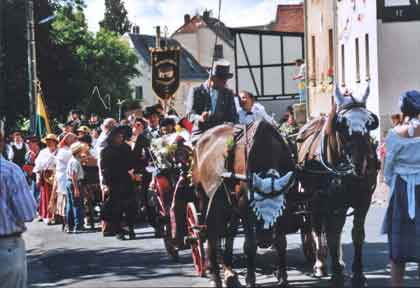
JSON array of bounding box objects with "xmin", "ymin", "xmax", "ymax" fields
[{"xmin": 84, "ymin": 0, "xmax": 303, "ymax": 35}]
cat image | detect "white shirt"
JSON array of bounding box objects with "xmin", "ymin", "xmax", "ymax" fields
[
  {"xmin": 238, "ymin": 103, "xmax": 275, "ymax": 125},
  {"xmin": 55, "ymin": 147, "xmax": 73, "ymax": 194},
  {"xmin": 33, "ymin": 148, "xmax": 57, "ymax": 183},
  {"xmin": 67, "ymin": 156, "xmax": 84, "ymax": 181}
]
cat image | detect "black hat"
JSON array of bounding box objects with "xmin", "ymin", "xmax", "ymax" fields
[
  {"xmin": 70, "ymin": 109, "xmax": 81, "ymax": 115},
  {"xmin": 11, "ymin": 129, "xmax": 23, "ymax": 136},
  {"xmin": 26, "ymin": 135, "xmax": 40, "ymax": 143},
  {"xmin": 78, "ymin": 134, "xmax": 92, "ymax": 145},
  {"xmin": 144, "ymin": 106, "xmax": 159, "ymax": 118},
  {"xmin": 160, "ymin": 117, "xmax": 176, "ymax": 127},
  {"xmin": 210, "ymin": 61, "xmax": 233, "ymax": 79}
]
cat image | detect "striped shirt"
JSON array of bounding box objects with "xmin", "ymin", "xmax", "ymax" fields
[{"xmin": 0, "ymin": 155, "xmax": 37, "ymax": 236}]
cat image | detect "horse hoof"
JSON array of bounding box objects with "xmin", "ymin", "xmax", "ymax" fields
[
  {"xmin": 225, "ymin": 274, "xmax": 242, "ymax": 288},
  {"xmin": 245, "ymin": 275, "xmax": 256, "ymax": 288},
  {"xmin": 275, "ymin": 270, "xmax": 288, "ymax": 288},
  {"xmin": 352, "ymin": 275, "xmax": 367, "ymax": 288},
  {"xmin": 210, "ymin": 275, "xmax": 223, "ymax": 288},
  {"xmin": 330, "ymin": 274, "xmax": 345, "ymax": 288},
  {"xmin": 313, "ymin": 267, "xmax": 328, "ymax": 278}
]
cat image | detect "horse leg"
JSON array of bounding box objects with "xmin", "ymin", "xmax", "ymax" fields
[
  {"xmin": 273, "ymin": 226, "xmax": 288, "ymax": 288},
  {"xmin": 223, "ymin": 213, "xmax": 241, "ymax": 288},
  {"xmin": 312, "ymin": 194, "xmax": 328, "ymax": 278},
  {"xmin": 207, "ymin": 236, "xmax": 223, "ymax": 287},
  {"xmin": 351, "ymin": 204, "xmax": 370, "ymax": 287},
  {"xmin": 243, "ymin": 215, "xmax": 257, "ymax": 288},
  {"xmin": 326, "ymin": 210, "xmax": 347, "ymax": 288}
]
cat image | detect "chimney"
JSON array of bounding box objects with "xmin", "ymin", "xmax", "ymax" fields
[
  {"xmin": 184, "ymin": 14, "xmax": 191, "ymax": 24},
  {"xmin": 132, "ymin": 25, "xmax": 140, "ymax": 35},
  {"xmin": 203, "ymin": 10, "xmax": 210, "ymax": 20}
]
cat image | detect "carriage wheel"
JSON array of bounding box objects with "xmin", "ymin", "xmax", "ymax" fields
[
  {"xmin": 186, "ymin": 203, "xmax": 206, "ymax": 277},
  {"xmin": 300, "ymin": 229, "xmax": 316, "ymax": 264}
]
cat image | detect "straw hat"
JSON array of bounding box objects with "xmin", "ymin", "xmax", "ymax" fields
[
  {"xmin": 77, "ymin": 125, "xmax": 91, "ymax": 134},
  {"xmin": 42, "ymin": 133, "xmax": 58, "ymax": 144},
  {"xmin": 70, "ymin": 142, "xmax": 83, "ymax": 155}
]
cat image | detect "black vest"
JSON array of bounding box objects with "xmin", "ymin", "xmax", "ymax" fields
[
  {"xmin": 12, "ymin": 144, "xmax": 27, "ymax": 168},
  {"xmin": 192, "ymin": 85, "xmax": 238, "ymax": 130}
]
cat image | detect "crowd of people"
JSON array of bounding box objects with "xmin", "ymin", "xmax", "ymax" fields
[
  {"xmin": 1, "ymin": 60, "xmax": 420, "ymax": 287},
  {"xmin": 3, "ymin": 104, "xmax": 194, "ymax": 238}
]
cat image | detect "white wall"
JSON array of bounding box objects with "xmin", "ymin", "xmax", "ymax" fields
[
  {"xmin": 172, "ymin": 33, "xmax": 199, "ymax": 63},
  {"xmin": 306, "ymin": 0, "xmax": 334, "ymax": 117},
  {"xmin": 337, "ymin": 0, "xmax": 380, "ymax": 139},
  {"xmin": 377, "ymin": 21, "xmax": 420, "ymax": 139}
]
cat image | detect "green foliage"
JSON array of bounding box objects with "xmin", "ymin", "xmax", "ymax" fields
[
  {"xmin": 100, "ymin": 0, "xmax": 131, "ymax": 35},
  {"xmin": 2, "ymin": 0, "xmax": 138, "ymax": 127}
]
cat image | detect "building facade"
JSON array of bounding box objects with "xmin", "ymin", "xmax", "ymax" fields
[
  {"xmin": 306, "ymin": 0, "xmax": 420, "ymax": 141},
  {"xmin": 172, "ymin": 11, "xmax": 236, "ymax": 88}
]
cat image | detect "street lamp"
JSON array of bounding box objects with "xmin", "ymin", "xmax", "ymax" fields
[{"xmin": 26, "ymin": 0, "xmax": 55, "ymax": 134}]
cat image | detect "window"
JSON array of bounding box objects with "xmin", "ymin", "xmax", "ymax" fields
[
  {"xmin": 355, "ymin": 38, "xmax": 360, "ymax": 82},
  {"xmin": 341, "ymin": 44, "xmax": 345, "ymax": 86},
  {"xmin": 365, "ymin": 34, "xmax": 370, "ymax": 80},
  {"xmin": 311, "ymin": 35, "xmax": 316, "ymax": 81},
  {"xmin": 214, "ymin": 44, "xmax": 223, "ymax": 60},
  {"xmin": 328, "ymin": 29, "xmax": 334, "ymax": 70},
  {"xmin": 135, "ymin": 86, "xmax": 143, "ymax": 100}
]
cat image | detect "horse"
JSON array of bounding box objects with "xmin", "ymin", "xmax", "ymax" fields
[
  {"xmin": 296, "ymin": 87, "xmax": 379, "ymax": 287},
  {"xmin": 191, "ymin": 120, "xmax": 297, "ymax": 287}
]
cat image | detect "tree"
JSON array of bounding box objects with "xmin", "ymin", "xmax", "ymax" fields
[
  {"xmin": 99, "ymin": 0, "xmax": 131, "ymax": 35},
  {"xmin": 48, "ymin": 6, "xmax": 139, "ymax": 117}
]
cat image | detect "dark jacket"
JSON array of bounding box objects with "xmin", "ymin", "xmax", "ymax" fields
[
  {"xmin": 131, "ymin": 133, "xmax": 150, "ymax": 174},
  {"xmin": 100, "ymin": 143, "xmax": 133, "ymax": 197},
  {"xmin": 192, "ymin": 84, "xmax": 238, "ymax": 130}
]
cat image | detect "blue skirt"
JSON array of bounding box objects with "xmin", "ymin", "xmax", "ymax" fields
[{"xmin": 383, "ymin": 176, "xmax": 420, "ymax": 263}]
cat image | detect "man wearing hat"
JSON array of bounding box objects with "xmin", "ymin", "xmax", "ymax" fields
[
  {"xmin": 69, "ymin": 109, "xmax": 82, "ymax": 130},
  {"xmin": 88, "ymin": 113, "xmax": 101, "ymax": 130},
  {"xmin": 58, "ymin": 121, "xmax": 75, "ymax": 142},
  {"xmin": 144, "ymin": 106, "xmax": 161, "ymax": 139},
  {"xmin": 185, "ymin": 60, "xmax": 238, "ymax": 133}
]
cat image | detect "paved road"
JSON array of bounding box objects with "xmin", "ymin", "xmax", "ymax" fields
[{"xmin": 26, "ymin": 206, "xmax": 419, "ymax": 287}]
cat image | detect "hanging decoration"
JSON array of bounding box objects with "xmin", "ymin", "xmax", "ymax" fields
[{"xmin": 151, "ymin": 26, "xmax": 181, "ymax": 101}]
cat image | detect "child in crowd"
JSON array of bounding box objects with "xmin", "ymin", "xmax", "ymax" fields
[{"xmin": 66, "ymin": 142, "xmax": 85, "ymax": 233}]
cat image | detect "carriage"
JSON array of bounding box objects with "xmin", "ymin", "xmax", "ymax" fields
[
  {"xmin": 145, "ymin": 122, "xmax": 317, "ymax": 283},
  {"xmin": 145, "ymin": 133, "xmax": 207, "ymax": 277}
]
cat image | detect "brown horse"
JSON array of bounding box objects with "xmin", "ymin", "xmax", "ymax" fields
[
  {"xmin": 192, "ymin": 121, "xmax": 297, "ymax": 287},
  {"xmin": 297, "ymin": 96, "xmax": 379, "ymax": 287}
]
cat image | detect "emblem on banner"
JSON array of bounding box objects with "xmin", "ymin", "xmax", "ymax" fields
[{"xmin": 151, "ymin": 47, "xmax": 180, "ymax": 100}]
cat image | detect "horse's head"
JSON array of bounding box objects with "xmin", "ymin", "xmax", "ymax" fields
[{"xmin": 334, "ymin": 103, "xmax": 378, "ymax": 177}]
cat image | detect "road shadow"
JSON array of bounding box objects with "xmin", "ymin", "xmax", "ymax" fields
[
  {"xmin": 27, "ymin": 246, "xmax": 204, "ymax": 287},
  {"xmin": 232, "ymin": 241, "xmax": 420, "ymax": 287}
]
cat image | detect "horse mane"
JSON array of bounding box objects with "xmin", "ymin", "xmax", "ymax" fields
[
  {"xmin": 296, "ymin": 117, "xmax": 342, "ymax": 167},
  {"xmin": 247, "ymin": 121, "xmax": 295, "ymax": 175}
]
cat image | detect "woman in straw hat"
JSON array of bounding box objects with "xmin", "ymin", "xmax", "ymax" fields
[{"xmin": 33, "ymin": 134, "xmax": 58, "ymax": 224}]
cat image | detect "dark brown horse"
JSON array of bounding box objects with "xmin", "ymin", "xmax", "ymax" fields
[
  {"xmin": 297, "ymin": 96, "xmax": 379, "ymax": 287},
  {"xmin": 192, "ymin": 121, "xmax": 297, "ymax": 287}
]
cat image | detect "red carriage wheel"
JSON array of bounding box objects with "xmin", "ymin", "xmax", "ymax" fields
[{"xmin": 186, "ymin": 203, "xmax": 206, "ymax": 277}]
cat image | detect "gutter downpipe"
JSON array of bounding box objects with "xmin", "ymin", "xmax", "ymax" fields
[
  {"xmin": 304, "ymin": 0, "xmax": 310, "ymax": 120},
  {"xmin": 333, "ymin": 0, "xmax": 339, "ymax": 106}
]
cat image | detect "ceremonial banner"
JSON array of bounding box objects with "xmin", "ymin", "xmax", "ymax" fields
[
  {"xmin": 151, "ymin": 47, "xmax": 180, "ymax": 100},
  {"xmin": 35, "ymin": 92, "xmax": 52, "ymax": 138}
]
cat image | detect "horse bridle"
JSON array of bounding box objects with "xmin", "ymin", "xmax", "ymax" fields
[{"xmin": 319, "ymin": 102, "xmax": 372, "ymax": 178}]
